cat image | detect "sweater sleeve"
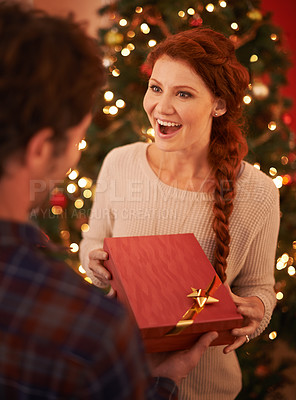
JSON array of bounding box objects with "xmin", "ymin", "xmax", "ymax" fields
[
  {"xmin": 79, "ymin": 152, "xmax": 114, "ymax": 284},
  {"xmin": 230, "ymin": 184, "xmax": 280, "ymax": 338}
]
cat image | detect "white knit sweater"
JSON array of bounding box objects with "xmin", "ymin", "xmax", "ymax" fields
[{"xmin": 80, "ymin": 142, "xmax": 280, "ymax": 400}]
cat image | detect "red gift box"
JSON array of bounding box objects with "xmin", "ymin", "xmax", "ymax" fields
[{"xmin": 103, "ymin": 233, "xmax": 243, "ymax": 353}]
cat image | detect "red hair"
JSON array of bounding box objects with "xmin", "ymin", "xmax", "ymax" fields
[{"xmin": 144, "ymin": 27, "xmax": 249, "ymax": 282}]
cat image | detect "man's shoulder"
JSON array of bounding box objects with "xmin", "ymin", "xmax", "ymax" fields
[{"xmin": 0, "ymin": 236, "xmax": 129, "ymax": 349}]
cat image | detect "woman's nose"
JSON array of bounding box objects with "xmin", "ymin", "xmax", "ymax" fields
[{"xmin": 155, "ymin": 94, "xmax": 175, "ymax": 114}]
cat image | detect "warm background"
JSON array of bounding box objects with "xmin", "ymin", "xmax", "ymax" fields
[
  {"xmin": 24, "ymin": 1, "xmax": 296, "ymax": 399},
  {"xmin": 32, "ymin": 0, "xmax": 296, "ymax": 133}
]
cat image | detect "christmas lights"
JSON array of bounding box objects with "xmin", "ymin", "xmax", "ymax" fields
[
  {"xmin": 288, "ymin": 266, "xmax": 295, "ymax": 276},
  {"xmin": 78, "ymin": 139, "xmax": 87, "ymax": 150},
  {"xmin": 269, "ymin": 331, "xmax": 277, "ymax": 340},
  {"xmin": 270, "ymin": 33, "xmax": 278, "ymax": 41},
  {"xmin": 68, "ymin": 170, "xmax": 79, "ymax": 180},
  {"xmin": 112, "ymin": 68, "xmax": 120, "ymax": 77},
  {"xmin": 70, "ymin": 243, "xmax": 79, "ymax": 253},
  {"xmin": 250, "ymin": 54, "xmax": 258, "ymax": 62},
  {"xmin": 60, "ymin": 230, "xmax": 70, "ymax": 240},
  {"xmin": 205, "ymin": 3, "xmax": 214, "ymax": 12},
  {"xmin": 74, "ymin": 199, "xmax": 84, "ymax": 209},
  {"xmin": 67, "ymin": 183, "xmax": 77, "ymax": 194},
  {"xmin": 104, "ymin": 91, "xmax": 114, "ymax": 101},
  {"xmin": 231, "ymin": 22, "xmax": 239, "ymax": 30},
  {"xmin": 243, "ymin": 95, "xmax": 252, "ymax": 104},
  {"xmin": 109, "ymin": 106, "xmax": 119, "ymax": 115},
  {"xmin": 273, "ymin": 176, "xmax": 283, "ymax": 189},
  {"xmin": 269, "ymin": 167, "xmax": 277, "ymax": 176},
  {"xmin": 281, "ymin": 156, "xmax": 289, "ymax": 165},
  {"xmin": 219, "ymin": 1, "xmax": 227, "ymax": 7},
  {"xmin": 51, "ymin": 206, "xmax": 63, "ymax": 215},
  {"xmin": 121, "ymin": 48, "xmax": 131, "ymax": 56},
  {"xmin": 252, "ymin": 81, "xmax": 269, "ymax": 100},
  {"xmin": 78, "ymin": 265, "xmax": 86, "ymax": 274},
  {"xmin": 127, "ymin": 43, "xmax": 135, "ymax": 50},
  {"xmin": 187, "ymin": 8, "xmax": 195, "ymax": 15},
  {"xmin": 268, "ymin": 121, "xmax": 277, "ymax": 131},
  {"xmin": 116, "ymin": 99, "xmax": 126, "ymax": 108},
  {"xmin": 119, "ymin": 19, "xmax": 128, "ymax": 27},
  {"xmin": 127, "ymin": 30, "xmax": 135, "ymax": 38},
  {"xmin": 83, "ymin": 189, "xmax": 92, "ymax": 199},
  {"xmin": 81, "ymin": 224, "xmax": 89, "ymax": 233},
  {"xmin": 276, "ymin": 291, "xmax": 283, "ymax": 300},
  {"xmin": 148, "ymin": 39, "xmax": 157, "ymax": 47},
  {"xmin": 140, "ymin": 23, "xmax": 150, "ymax": 34}
]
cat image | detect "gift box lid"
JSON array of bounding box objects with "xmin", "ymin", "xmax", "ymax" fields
[{"xmin": 104, "ymin": 233, "xmax": 242, "ymax": 339}]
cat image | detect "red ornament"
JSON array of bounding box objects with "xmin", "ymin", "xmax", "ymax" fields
[
  {"xmin": 190, "ymin": 16, "xmax": 203, "ymax": 27},
  {"xmin": 50, "ymin": 192, "xmax": 68, "ymax": 209},
  {"xmin": 140, "ymin": 63, "xmax": 152, "ymax": 77},
  {"xmin": 282, "ymin": 112, "xmax": 292, "ymax": 126}
]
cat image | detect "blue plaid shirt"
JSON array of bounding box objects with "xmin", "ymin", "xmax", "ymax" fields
[{"xmin": 0, "ymin": 220, "xmax": 178, "ymax": 399}]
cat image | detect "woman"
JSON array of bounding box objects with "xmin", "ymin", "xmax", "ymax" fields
[{"xmin": 80, "ymin": 27, "xmax": 280, "ymax": 399}]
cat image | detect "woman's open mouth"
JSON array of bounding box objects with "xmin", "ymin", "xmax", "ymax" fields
[{"xmin": 157, "ymin": 118, "xmax": 182, "ymax": 137}]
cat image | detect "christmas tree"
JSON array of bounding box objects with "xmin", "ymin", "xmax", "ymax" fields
[{"xmin": 35, "ymin": 0, "xmax": 296, "ymax": 397}]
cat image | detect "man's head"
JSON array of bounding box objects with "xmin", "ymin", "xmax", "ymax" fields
[{"xmin": 0, "ymin": 1, "xmax": 105, "ymax": 179}]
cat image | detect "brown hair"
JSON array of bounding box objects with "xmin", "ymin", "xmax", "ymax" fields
[
  {"xmin": 0, "ymin": 1, "xmax": 106, "ymax": 177},
  {"xmin": 144, "ymin": 27, "xmax": 249, "ymax": 282}
]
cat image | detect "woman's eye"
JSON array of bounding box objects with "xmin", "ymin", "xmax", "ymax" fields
[
  {"xmin": 178, "ymin": 91, "xmax": 192, "ymax": 99},
  {"xmin": 150, "ymin": 85, "xmax": 162, "ymax": 93}
]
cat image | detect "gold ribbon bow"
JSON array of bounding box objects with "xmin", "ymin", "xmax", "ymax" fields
[{"xmin": 165, "ymin": 275, "xmax": 221, "ymax": 336}]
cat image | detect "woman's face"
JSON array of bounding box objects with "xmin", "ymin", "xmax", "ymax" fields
[{"xmin": 143, "ymin": 55, "xmax": 220, "ymax": 155}]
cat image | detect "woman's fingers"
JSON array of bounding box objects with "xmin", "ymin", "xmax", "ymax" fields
[
  {"xmin": 223, "ymin": 335, "xmax": 248, "ymax": 354},
  {"xmin": 223, "ymin": 286, "xmax": 265, "ymax": 353}
]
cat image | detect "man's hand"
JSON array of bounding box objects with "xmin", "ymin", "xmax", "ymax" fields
[{"xmin": 147, "ymin": 331, "xmax": 218, "ymax": 386}]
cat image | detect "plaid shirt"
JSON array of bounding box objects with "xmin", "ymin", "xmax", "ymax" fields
[{"xmin": 0, "ymin": 220, "xmax": 178, "ymax": 399}]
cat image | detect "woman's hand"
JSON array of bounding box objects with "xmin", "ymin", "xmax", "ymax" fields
[
  {"xmin": 223, "ymin": 288, "xmax": 265, "ymax": 354},
  {"xmin": 88, "ymin": 248, "xmax": 115, "ymax": 297}
]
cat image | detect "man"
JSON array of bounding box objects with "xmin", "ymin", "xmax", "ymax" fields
[{"xmin": 0, "ymin": 1, "xmax": 217, "ymax": 398}]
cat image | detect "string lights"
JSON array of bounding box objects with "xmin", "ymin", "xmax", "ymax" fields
[
  {"xmin": 231, "ymin": 22, "xmax": 239, "ymax": 31},
  {"xmin": 219, "ymin": 1, "xmax": 227, "ymax": 7},
  {"xmin": 205, "ymin": 3, "xmax": 215, "ymax": 12},
  {"xmin": 78, "ymin": 139, "xmax": 87, "ymax": 150},
  {"xmin": 68, "ymin": 169, "xmax": 79, "ymax": 180},
  {"xmin": 268, "ymin": 121, "xmax": 277, "ymax": 131},
  {"xmin": 140, "ymin": 23, "xmax": 150, "ymax": 34},
  {"xmin": 243, "ymin": 95, "xmax": 252, "ymax": 104},
  {"xmin": 70, "ymin": 243, "xmax": 79, "ymax": 253},
  {"xmin": 56, "ymin": 2, "xmax": 296, "ymax": 328},
  {"xmin": 250, "ymin": 54, "xmax": 259, "ymax": 63}
]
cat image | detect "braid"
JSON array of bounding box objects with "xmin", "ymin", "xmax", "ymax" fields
[{"xmin": 209, "ymin": 121, "xmax": 246, "ymax": 282}]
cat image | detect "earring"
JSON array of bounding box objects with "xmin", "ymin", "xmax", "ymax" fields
[{"xmin": 213, "ymin": 112, "xmax": 218, "ymax": 117}]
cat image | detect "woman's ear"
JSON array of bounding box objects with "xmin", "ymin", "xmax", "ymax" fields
[{"xmin": 212, "ymin": 98, "xmax": 227, "ymax": 117}]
